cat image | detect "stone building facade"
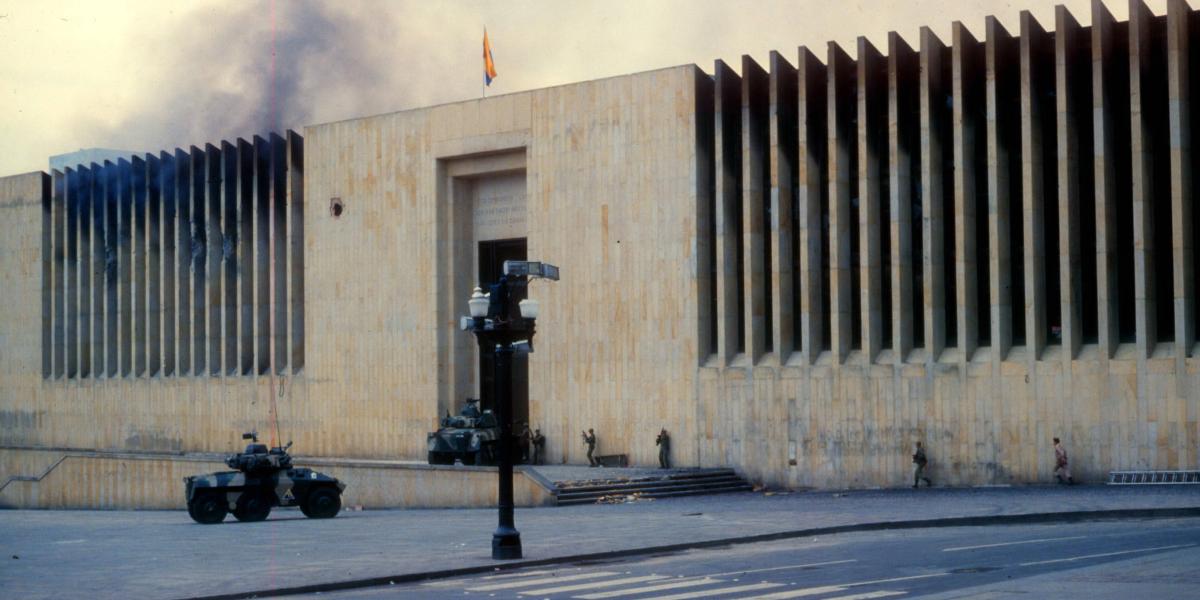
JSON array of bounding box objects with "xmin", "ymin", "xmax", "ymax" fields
[{"xmin": 1, "ymin": 0, "xmax": 1198, "ymax": 508}]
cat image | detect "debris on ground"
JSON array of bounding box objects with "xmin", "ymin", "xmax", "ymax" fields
[{"xmin": 595, "ymin": 492, "xmax": 653, "ymax": 504}]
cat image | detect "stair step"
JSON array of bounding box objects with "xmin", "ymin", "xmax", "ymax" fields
[
  {"xmin": 557, "ymin": 484, "xmax": 754, "ymax": 506},
  {"xmin": 1107, "ymin": 470, "xmax": 1200, "ymax": 485},
  {"xmin": 556, "ymin": 478, "xmax": 748, "ymax": 499},
  {"xmin": 555, "ymin": 469, "xmax": 738, "ymax": 490},
  {"xmin": 557, "ymin": 474, "xmax": 744, "ymax": 494}
]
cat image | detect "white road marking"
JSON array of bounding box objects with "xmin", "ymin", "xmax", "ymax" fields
[
  {"xmin": 1018, "ymin": 543, "xmax": 1197, "ymax": 567},
  {"xmin": 735, "ymin": 584, "xmax": 849, "ymax": 599},
  {"xmin": 822, "ymin": 591, "xmax": 905, "ymax": 600},
  {"xmin": 649, "ymin": 582, "xmax": 784, "ymax": 600},
  {"xmin": 520, "ymin": 574, "xmax": 668, "ymax": 595},
  {"xmin": 942, "ymin": 535, "xmax": 1088, "ymax": 552},
  {"xmin": 708, "ymin": 559, "xmax": 858, "ymax": 577},
  {"xmin": 466, "ymin": 571, "xmax": 617, "ymax": 591},
  {"xmin": 843, "ymin": 573, "xmax": 950, "ymax": 587},
  {"xmin": 479, "ymin": 569, "xmax": 554, "ymax": 580},
  {"xmin": 575, "ymin": 577, "xmax": 724, "ymax": 599},
  {"xmin": 52, "ymin": 539, "xmax": 87, "ymax": 544}
]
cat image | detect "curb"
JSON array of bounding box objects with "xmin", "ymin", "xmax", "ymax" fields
[{"xmin": 178, "ymin": 506, "xmax": 1200, "ymax": 600}]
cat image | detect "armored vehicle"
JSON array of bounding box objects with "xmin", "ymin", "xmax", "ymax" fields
[
  {"xmin": 427, "ymin": 398, "xmax": 501, "ymax": 465},
  {"xmin": 184, "ymin": 432, "xmax": 347, "ymax": 524}
]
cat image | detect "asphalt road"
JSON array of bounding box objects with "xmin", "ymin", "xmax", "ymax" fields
[{"xmin": 292, "ymin": 518, "xmax": 1200, "ymax": 599}]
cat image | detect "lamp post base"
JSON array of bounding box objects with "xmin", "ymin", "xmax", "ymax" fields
[{"xmin": 492, "ymin": 528, "xmax": 523, "ymax": 560}]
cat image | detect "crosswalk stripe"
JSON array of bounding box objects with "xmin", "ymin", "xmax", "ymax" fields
[
  {"xmin": 467, "ymin": 571, "xmax": 618, "ymax": 591},
  {"xmin": 649, "ymin": 582, "xmax": 785, "ymax": 600},
  {"xmin": 521, "ymin": 575, "xmax": 669, "ymax": 595},
  {"xmin": 735, "ymin": 585, "xmax": 849, "ymax": 599},
  {"xmin": 822, "ymin": 591, "xmax": 905, "ymax": 600},
  {"xmin": 576, "ymin": 577, "xmax": 725, "ymax": 599},
  {"xmin": 480, "ymin": 569, "xmax": 555, "ymax": 580}
]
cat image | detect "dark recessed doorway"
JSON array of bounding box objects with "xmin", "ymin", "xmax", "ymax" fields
[{"xmin": 477, "ymin": 238, "xmax": 528, "ymax": 428}]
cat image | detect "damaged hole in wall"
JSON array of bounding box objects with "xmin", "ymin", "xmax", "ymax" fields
[{"xmin": 329, "ymin": 197, "xmax": 344, "ymax": 218}]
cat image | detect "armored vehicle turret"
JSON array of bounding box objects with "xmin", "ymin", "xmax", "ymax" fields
[
  {"xmin": 184, "ymin": 431, "xmax": 347, "ymax": 524},
  {"xmin": 427, "ymin": 398, "xmax": 501, "ymax": 465}
]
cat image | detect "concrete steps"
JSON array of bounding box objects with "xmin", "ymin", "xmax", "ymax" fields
[{"xmin": 554, "ymin": 468, "xmax": 753, "ymax": 505}]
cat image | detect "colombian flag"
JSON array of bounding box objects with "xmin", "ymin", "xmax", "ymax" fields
[{"xmin": 483, "ymin": 28, "xmax": 498, "ymax": 86}]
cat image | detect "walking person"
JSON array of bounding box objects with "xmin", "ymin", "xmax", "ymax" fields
[
  {"xmin": 656, "ymin": 428, "xmax": 671, "ymax": 469},
  {"xmin": 1054, "ymin": 437, "xmax": 1076, "ymax": 485},
  {"xmin": 582, "ymin": 428, "xmax": 597, "ymax": 467},
  {"xmin": 912, "ymin": 441, "xmax": 932, "ymax": 488}
]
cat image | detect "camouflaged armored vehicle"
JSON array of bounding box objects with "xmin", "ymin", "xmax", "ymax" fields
[
  {"xmin": 184, "ymin": 432, "xmax": 347, "ymax": 524},
  {"xmin": 427, "ymin": 398, "xmax": 501, "ymax": 465}
]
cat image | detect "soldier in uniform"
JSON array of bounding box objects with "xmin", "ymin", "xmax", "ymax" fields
[
  {"xmin": 582, "ymin": 428, "xmax": 597, "ymax": 467},
  {"xmin": 531, "ymin": 428, "xmax": 546, "ymax": 465},
  {"xmin": 1053, "ymin": 437, "xmax": 1076, "ymax": 485},
  {"xmin": 462, "ymin": 398, "xmax": 481, "ymax": 419},
  {"xmin": 912, "ymin": 441, "xmax": 931, "ymax": 488},
  {"xmin": 518, "ymin": 423, "xmax": 532, "ymax": 463},
  {"xmin": 656, "ymin": 428, "xmax": 671, "ymax": 469}
]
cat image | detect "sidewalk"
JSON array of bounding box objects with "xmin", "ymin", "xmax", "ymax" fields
[{"xmin": 1, "ymin": 484, "xmax": 1197, "ymax": 600}]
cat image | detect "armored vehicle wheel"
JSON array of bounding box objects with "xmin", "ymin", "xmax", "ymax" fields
[
  {"xmin": 461, "ymin": 452, "xmax": 478, "ymax": 466},
  {"xmin": 301, "ymin": 487, "xmax": 342, "ymax": 519},
  {"xmin": 427, "ymin": 451, "xmax": 450, "ymax": 465},
  {"xmin": 188, "ymin": 492, "xmax": 228, "ymax": 524},
  {"xmin": 232, "ymin": 492, "xmax": 272, "ymax": 522}
]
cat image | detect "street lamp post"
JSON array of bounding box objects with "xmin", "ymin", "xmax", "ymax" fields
[{"xmin": 463, "ymin": 260, "xmax": 558, "ymax": 560}]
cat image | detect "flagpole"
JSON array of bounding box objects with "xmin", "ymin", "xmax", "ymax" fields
[{"xmin": 482, "ymin": 27, "xmax": 486, "ymax": 99}]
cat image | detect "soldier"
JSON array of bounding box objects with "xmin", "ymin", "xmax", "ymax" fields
[
  {"xmin": 656, "ymin": 428, "xmax": 671, "ymax": 469},
  {"xmin": 531, "ymin": 428, "xmax": 546, "ymax": 465},
  {"xmin": 1053, "ymin": 437, "xmax": 1076, "ymax": 485},
  {"xmin": 462, "ymin": 398, "xmax": 481, "ymax": 419},
  {"xmin": 518, "ymin": 423, "xmax": 532, "ymax": 463},
  {"xmin": 582, "ymin": 428, "xmax": 597, "ymax": 467},
  {"xmin": 912, "ymin": 441, "xmax": 931, "ymax": 488}
]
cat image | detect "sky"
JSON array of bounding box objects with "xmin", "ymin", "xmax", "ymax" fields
[{"xmin": 0, "ymin": 0, "xmax": 1155, "ymax": 177}]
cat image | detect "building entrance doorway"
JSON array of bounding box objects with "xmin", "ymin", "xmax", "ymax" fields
[{"xmin": 477, "ymin": 238, "xmax": 528, "ymax": 428}]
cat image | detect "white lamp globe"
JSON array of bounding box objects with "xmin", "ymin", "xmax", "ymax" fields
[
  {"xmin": 468, "ymin": 287, "xmax": 490, "ymax": 318},
  {"xmin": 519, "ymin": 298, "xmax": 540, "ymax": 320}
]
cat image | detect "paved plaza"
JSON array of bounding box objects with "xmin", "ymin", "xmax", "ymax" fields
[{"xmin": 1, "ymin": 485, "xmax": 1197, "ymax": 599}]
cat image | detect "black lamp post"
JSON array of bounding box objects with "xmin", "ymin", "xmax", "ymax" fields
[{"xmin": 463, "ymin": 260, "xmax": 558, "ymax": 560}]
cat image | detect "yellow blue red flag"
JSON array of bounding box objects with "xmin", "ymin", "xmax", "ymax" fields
[{"xmin": 483, "ymin": 28, "xmax": 498, "ymax": 86}]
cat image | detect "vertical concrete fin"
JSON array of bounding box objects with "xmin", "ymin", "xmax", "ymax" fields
[
  {"xmin": 1058, "ymin": 6, "xmax": 1084, "ymax": 360},
  {"xmin": 859, "ymin": 36, "xmax": 885, "ymax": 362},
  {"xmin": 921, "ymin": 26, "xmax": 948, "ymax": 361},
  {"xmin": 41, "ymin": 172, "xmax": 52, "ymax": 378},
  {"xmin": 90, "ymin": 163, "xmax": 106, "ymax": 378},
  {"xmin": 890, "ymin": 32, "xmax": 918, "ymax": 363},
  {"xmin": 221, "ymin": 141, "xmax": 239, "ymax": 375},
  {"xmin": 78, "ymin": 164, "xmax": 93, "ymax": 377},
  {"xmin": 1168, "ymin": 0, "xmax": 1195, "ymax": 358},
  {"xmin": 986, "ymin": 16, "xmax": 1015, "ymax": 361},
  {"xmin": 174, "ymin": 148, "xmax": 191, "ymax": 376},
  {"xmin": 52, "ymin": 169, "xmax": 65, "ymax": 378},
  {"xmin": 828, "ymin": 41, "xmax": 855, "ymax": 364},
  {"xmin": 742, "ymin": 54, "xmax": 770, "ymax": 362},
  {"xmin": 696, "ymin": 67, "xmax": 717, "ymax": 363},
  {"xmin": 953, "ymin": 22, "xmax": 982, "ymax": 360},
  {"xmin": 117, "ymin": 157, "xmax": 133, "ymax": 377},
  {"xmin": 131, "ymin": 155, "xmax": 147, "ymax": 376},
  {"xmin": 1093, "ymin": 0, "xmax": 1119, "ymax": 359},
  {"xmin": 286, "ymin": 130, "xmax": 305, "ymax": 373},
  {"xmin": 65, "ymin": 167, "xmax": 79, "ymax": 378},
  {"xmin": 160, "ymin": 152, "xmax": 177, "ymax": 377},
  {"xmin": 146, "ymin": 153, "xmax": 161, "ymax": 376},
  {"xmin": 798, "ymin": 46, "xmax": 828, "ymax": 364},
  {"xmin": 237, "ymin": 138, "xmax": 254, "ymax": 375},
  {"xmin": 769, "ymin": 51, "xmax": 798, "ymax": 360},
  {"xmin": 253, "ymin": 135, "xmax": 270, "ymax": 375},
  {"xmin": 189, "ymin": 146, "xmax": 206, "ymax": 375},
  {"xmin": 1129, "ymin": 0, "xmax": 1158, "ymax": 359},
  {"xmin": 206, "ymin": 143, "xmax": 222, "ymax": 375},
  {"xmin": 1020, "ymin": 11, "xmax": 1048, "ymax": 360},
  {"xmin": 270, "ymin": 132, "xmax": 289, "ymax": 374},
  {"xmin": 714, "ymin": 59, "xmax": 742, "ymax": 365}
]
